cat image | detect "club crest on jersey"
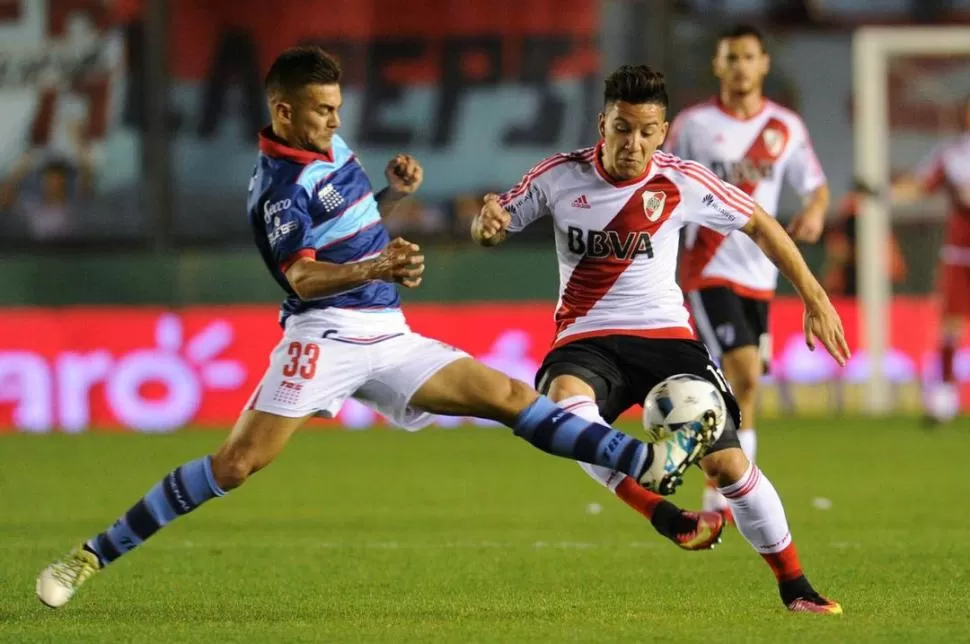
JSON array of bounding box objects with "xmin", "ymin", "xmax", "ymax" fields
[
  {"xmin": 762, "ymin": 127, "xmax": 785, "ymax": 157},
  {"xmin": 642, "ymin": 191, "xmax": 667, "ymax": 221}
]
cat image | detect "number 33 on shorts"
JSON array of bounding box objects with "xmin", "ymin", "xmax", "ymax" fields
[
  {"xmin": 244, "ymin": 336, "xmax": 349, "ymax": 418},
  {"xmin": 282, "ymin": 341, "xmax": 320, "ymax": 379}
]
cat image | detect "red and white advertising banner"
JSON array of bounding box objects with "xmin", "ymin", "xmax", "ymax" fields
[{"xmin": 0, "ymin": 298, "xmax": 966, "ymax": 432}]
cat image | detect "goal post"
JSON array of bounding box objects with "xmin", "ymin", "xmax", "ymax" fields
[{"xmin": 852, "ymin": 26, "xmax": 970, "ymax": 415}]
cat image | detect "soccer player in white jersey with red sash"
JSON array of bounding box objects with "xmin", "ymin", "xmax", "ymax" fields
[
  {"xmin": 473, "ymin": 64, "xmax": 846, "ymax": 614},
  {"xmin": 665, "ymin": 25, "xmax": 831, "ymax": 519},
  {"xmin": 891, "ymin": 95, "xmax": 970, "ymax": 424}
]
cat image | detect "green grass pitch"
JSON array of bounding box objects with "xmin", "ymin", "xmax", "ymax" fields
[{"xmin": 2, "ymin": 417, "xmax": 970, "ymax": 642}]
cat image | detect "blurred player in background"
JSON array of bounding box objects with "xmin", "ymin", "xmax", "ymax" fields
[
  {"xmin": 473, "ymin": 64, "xmax": 847, "ymax": 614},
  {"xmin": 891, "ymin": 95, "xmax": 970, "ymax": 424},
  {"xmin": 36, "ymin": 46, "xmax": 713, "ymax": 609},
  {"xmin": 664, "ymin": 25, "xmax": 830, "ymax": 519}
]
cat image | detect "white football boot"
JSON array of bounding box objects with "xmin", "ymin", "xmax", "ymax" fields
[
  {"xmin": 36, "ymin": 545, "xmax": 101, "ymax": 608},
  {"xmin": 639, "ymin": 410, "xmax": 720, "ymax": 495}
]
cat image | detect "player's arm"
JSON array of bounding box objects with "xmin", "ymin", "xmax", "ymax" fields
[
  {"xmin": 376, "ymin": 154, "xmax": 423, "ymax": 218},
  {"xmin": 471, "ymin": 160, "xmax": 553, "ymax": 247},
  {"xmin": 891, "ymin": 143, "xmax": 945, "ymax": 205},
  {"xmin": 682, "ymin": 159, "xmax": 848, "ymax": 364},
  {"xmin": 786, "ymin": 183, "xmax": 830, "ymax": 242},
  {"xmin": 889, "ymin": 176, "xmax": 927, "ymax": 204},
  {"xmin": 784, "ymin": 124, "xmax": 830, "ymax": 243},
  {"xmin": 741, "ymin": 205, "xmax": 849, "ymax": 364},
  {"xmin": 471, "ymin": 194, "xmax": 511, "ymax": 247},
  {"xmin": 264, "ymin": 187, "xmax": 423, "ymax": 299},
  {"xmin": 285, "ymin": 238, "xmax": 425, "ymax": 300}
]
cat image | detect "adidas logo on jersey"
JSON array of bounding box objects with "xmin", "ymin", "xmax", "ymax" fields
[{"xmin": 571, "ymin": 194, "xmax": 591, "ymax": 209}]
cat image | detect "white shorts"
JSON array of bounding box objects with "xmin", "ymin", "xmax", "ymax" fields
[{"xmin": 245, "ymin": 308, "xmax": 468, "ymax": 430}]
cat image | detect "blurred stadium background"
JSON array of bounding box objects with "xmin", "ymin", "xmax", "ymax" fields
[{"xmin": 3, "ymin": 1, "xmax": 970, "ymax": 640}]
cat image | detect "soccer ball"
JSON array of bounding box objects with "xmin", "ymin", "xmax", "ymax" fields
[{"xmin": 642, "ymin": 374, "xmax": 727, "ymax": 444}]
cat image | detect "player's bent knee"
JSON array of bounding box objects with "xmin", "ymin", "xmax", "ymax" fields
[
  {"xmin": 209, "ymin": 449, "xmax": 256, "ymax": 490},
  {"xmin": 209, "ymin": 411, "xmax": 303, "ymax": 490},
  {"xmin": 466, "ymin": 374, "xmax": 539, "ymax": 426},
  {"xmin": 699, "ymin": 447, "xmax": 749, "ymax": 487},
  {"xmin": 494, "ymin": 377, "xmax": 540, "ymax": 421},
  {"xmin": 545, "ymin": 374, "xmax": 596, "ymax": 402}
]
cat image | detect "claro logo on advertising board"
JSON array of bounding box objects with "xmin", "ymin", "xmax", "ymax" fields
[{"xmin": 0, "ymin": 314, "xmax": 245, "ymax": 432}]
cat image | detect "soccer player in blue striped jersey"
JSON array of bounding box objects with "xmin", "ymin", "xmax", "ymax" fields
[{"xmin": 35, "ymin": 46, "xmax": 721, "ymax": 608}]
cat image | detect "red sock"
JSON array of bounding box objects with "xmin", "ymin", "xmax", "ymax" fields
[
  {"xmin": 615, "ymin": 477, "xmax": 665, "ymax": 519},
  {"xmin": 942, "ymin": 340, "xmax": 956, "ymax": 383},
  {"xmin": 761, "ymin": 542, "xmax": 804, "ymax": 582}
]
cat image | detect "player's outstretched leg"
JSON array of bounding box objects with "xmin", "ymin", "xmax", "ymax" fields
[
  {"xmin": 698, "ymin": 440, "xmax": 841, "ymax": 615},
  {"xmin": 925, "ymin": 314, "xmax": 963, "ymax": 424},
  {"xmin": 544, "ymin": 375, "xmax": 723, "ymax": 551},
  {"xmin": 35, "ymin": 410, "xmax": 307, "ymax": 608},
  {"xmin": 408, "ymin": 358, "xmax": 717, "ymax": 494}
]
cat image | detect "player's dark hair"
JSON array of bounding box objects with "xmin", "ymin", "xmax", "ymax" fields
[
  {"xmin": 716, "ymin": 24, "xmax": 766, "ymax": 52},
  {"xmin": 603, "ymin": 65, "xmax": 668, "ymax": 110},
  {"xmin": 265, "ymin": 46, "xmax": 342, "ymax": 99}
]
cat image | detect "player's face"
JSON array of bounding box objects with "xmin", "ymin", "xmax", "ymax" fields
[
  {"xmin": 278, "ymin": 83, "xmax": 342, "ymax": 153},
  {"xmin": 713, "ymin": 36, "xmax": 769, "ymax": 95},
  {"xmin": 598, "ymin": 101, "xmax": 668, "ymax": 180}
]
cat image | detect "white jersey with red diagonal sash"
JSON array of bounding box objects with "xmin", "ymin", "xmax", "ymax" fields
[
  {"xmin": 498, "ymin": 143, "xmax": 756, "ymax": 347},
  {"xmin": 914, "ymin": 133, "xmax": 970, "ymax": 260},
  {"xmin": 666, "ymin": 98, "xmax": 826, "ymax": 299}
]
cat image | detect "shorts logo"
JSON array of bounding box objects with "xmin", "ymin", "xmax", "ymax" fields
[
  {"xmin": 716, "ymin": 323, "xmax": 736, "ymax": 346},
  {"xmin": 642, "ymin": 191, "xmax": 667, "ymax": 221},
  {"xmin": 273, "ymin": 380, "xmax": 303, "ymax": 405}
]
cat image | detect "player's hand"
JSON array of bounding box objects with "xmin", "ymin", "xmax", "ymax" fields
[
  {"xmin": 384, "ymin": 154, "xmax": 423, "ymax": 197},
  {"xmin": 787, "ymin": 210, "xmax": 825, "ymax": 243},
  {"xmin": 475, "ymin": 194, "xmax": 511, "ymax": 242},
  {"xmin": 802, "ymin": 295, "xmax": 850, "ymax": 366},
  {"xmin": 371, "ymin": 237, "xmax": 425, "ymax": 288}
]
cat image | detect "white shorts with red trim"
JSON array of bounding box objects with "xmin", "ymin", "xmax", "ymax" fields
[{"xmin": 245, "ymin": 308, "xmax": 468, "ymax": 430}]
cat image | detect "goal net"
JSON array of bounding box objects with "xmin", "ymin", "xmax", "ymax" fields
[{"xmin": 852, "ymin": 26, "xmax": 970, "ymax": 415}]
